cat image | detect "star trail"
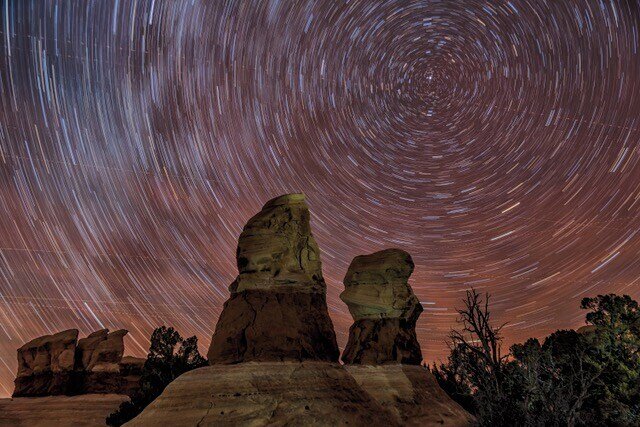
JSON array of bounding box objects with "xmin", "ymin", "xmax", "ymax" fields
[{"xmin": 0, "ymin": 0, "xmax": 639, "ymax": 397}]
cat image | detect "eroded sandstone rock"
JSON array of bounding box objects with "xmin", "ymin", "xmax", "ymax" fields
[
  {"xmin": 75, "ymin": 329, "xmax": 109, "ymax": 371},
  {"xmin": 87, "ymin": 329, "xmax": 127, "ymax": 371},
  {"xmin": 340, "ymin": 249, "xmax": 424, "ymax": 364},
  {"xmin": 346, "ymin": 364, "xmax": 475, "ymax": 426},
  {"xmin": 232, "ymin": 193, "xmax": 325, "ymax": 293},
  {"xmin": 14, "ymin": 328, "xmax": 140, "ymax": 397},
  {"xmin": 124, "ymin": 362, "xmax": 400, "ymax": 427},
  {"xmin": 15, "ymin": 329, "xmax": 79, "ymax": 396},
  {"xmin": 207, "ymin": 194, "xmax": 339, "ymax": 364}
]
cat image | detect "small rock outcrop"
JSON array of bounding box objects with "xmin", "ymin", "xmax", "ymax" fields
[
  {"xmin": 340, "ymin": 248, "xmax": 424, "ymax": 364},
  {"xmin": 13, "ymin": 328, "xmax": 144, "ymax": 397},
  {"xmin": 14, "ymin": 329, "xmax": 79, "ymax": 396},
  {"xmin": 207, "ymin": 194, "xmax": 340, "ymax": 364}
]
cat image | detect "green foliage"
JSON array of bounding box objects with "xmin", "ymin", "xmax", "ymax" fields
[
  {"xmin": 106, "ymin": 326, "xmax": 208, "ymax": 427},
  {"xmin": 433, "ymin": 291, "xmax": 640, "ymax": 427}
]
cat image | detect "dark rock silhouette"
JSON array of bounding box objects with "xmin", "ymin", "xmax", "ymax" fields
[
  {"xmin": 341, "ymin": 249, "xmax": 423, "ymax": 364},
  {"xmin": 207, "ymin": 193, "xmax": 340, "ymax": 363},
  {"xmin": 13, "ymin": 328, "xmax": 143, "ymax": 397}
]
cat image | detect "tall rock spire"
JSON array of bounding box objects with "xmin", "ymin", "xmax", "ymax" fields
[{"xmin": 207, "ymin": 193, "xmax": 340, "ymax": 363}]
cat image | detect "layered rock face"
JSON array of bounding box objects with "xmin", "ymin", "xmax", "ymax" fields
[
  {"xmin": 125, "ymin": 362, "xmax": 398, "ymax": 427},
  {"xmin": 14, "ymin": 329, "xmax": 78, "ymax": 396},
  {"xmin": 340, "ymin": 249, "xmax": 424, "ymax": 364},
  {"xmin": 0, "ymin": 394, "xmax": 129, "ymax": 427},
  {"xmin": 346, "ymin": 364, "xmax": 476, "ymax": 426},
  {"xmin": 13, "ymin": 328, "xmax": 144, "ymax": 397},
  {"xmin": 207, "ymin": 194, "xmax": 340, "ymax": 363}
]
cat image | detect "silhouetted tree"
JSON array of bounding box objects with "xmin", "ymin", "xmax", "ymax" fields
[
  {"xmin": 433, "ymin": 291, "xmax": 640, "ymax": 426},
  {"xmin": 106, "ymin": 326, "xmax": 208, "ymax": 426}
]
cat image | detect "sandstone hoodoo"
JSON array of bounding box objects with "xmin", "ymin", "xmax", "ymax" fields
[
  {"xmin": 127, "ymin": 195, "xmax": 474, "ymax": 426},
  {"xmin": 341, "ymin": 248, "xmax": 475, "ymax": 426},
  {"xmin": 207, "ymin": 193, "xmax": 340, "ymax": 364},
  {"xmin": 13, "ymin": 328, "xmax": 144, "ymax": 397},
  {"xmin": 14, "ymin": 329, "xmax": 79, "ymax": 397},
  {"xmin": 340, "ymin": 248, "xmax": 423, "ymax": 364}
]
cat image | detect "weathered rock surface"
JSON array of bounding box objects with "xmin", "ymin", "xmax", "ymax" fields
[
  {"xmin": 342, "ymin": 318, "xmax": 424, "ymax": 365},
  {"xmin": 13, "ymin": 329, "xmax": 142, "ymax": 397},
  {"xmin": 346, "ymin": 365, "xmax": 476, "ymax": 426},
  {"xmin": 75, "ymin": 330, "xmax": 109, "ymax": 370},
  {"xmin": 124, "ymin": 362, "xmax": 399, "ymax": 427},
  {"xmin": 208, "ymin": 194, "xmax": 339, "ymax": 364},
  {"xmin": 341, "ymin": 249, "xmax": 420, "ymax": 320},
  {"xmin": 233, "ymin": 193, "xmax": 324, "ymax": 293},
  {"xmin": 0, "ymin": 394, "xmax": 129, "ymax": 427},
  {"xmin": 87, "ymin": 329, "xmax": 128, "ymax": 371},
  {"xmin": 15, "ymin": 329, "xmax": 79, "ymax": 396},
  {"xmin": 341, "ymin": 249, "xmax": 424, "ymax": 364}
]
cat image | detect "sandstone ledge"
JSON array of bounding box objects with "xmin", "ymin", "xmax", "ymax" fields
[
  {"xmin": 125, "ymin": 362, "xmax": 399, "ymax": 426},
  {"xmin": 0, "ymin": 394, "xmax": 128, "ymax": 427},
  {"xmin": 346, "ymin": 364, "xmax": 475, "ymax": 426}
]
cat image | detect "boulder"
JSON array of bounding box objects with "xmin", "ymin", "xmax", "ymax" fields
[
  {"xmin": 14, "ymin": 329, "xmax": 79, "ymax": 396},
  {"xmin": 207, "ymin": 194, "xmax": 339, "ymax": 364},
  {"xmin": 124, "ymin": 362, "xmax": 399, "ymax": 427},
  {"xmin": 340, "ymin": 249, "xmax": 424, "ymax": 365},
  {"xmin": 346, "ymin": 365, "xmax": 475, "ymax": 426}
]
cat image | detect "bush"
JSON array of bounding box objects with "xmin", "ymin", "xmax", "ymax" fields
[{"xmin": 106, "ymin": 326, "xmax": 208, "ymax": 426}]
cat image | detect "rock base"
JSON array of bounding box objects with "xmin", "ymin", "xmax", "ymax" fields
[
  {"xmin": 124, "ymin": 362, "xmax": 398, "ymax": 427},
  {"xmin": 342, "ymin": 318, "xmax": 423, "ymax": 365},
  {"xmin": 346, "ymin": 364, "xmax": 476, "ymax": 426},
  {"xmin": 0, "ymin": 394, "xmax": 128, "ymax": 427},
  {"xmin": 208, "ymin": 290, "xmax": 339, "ymax": 363}
]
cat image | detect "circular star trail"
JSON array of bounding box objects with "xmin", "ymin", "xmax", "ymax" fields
[{"xmin": 1, "ymin": 0, "xmax": 639, "ymax": 396}]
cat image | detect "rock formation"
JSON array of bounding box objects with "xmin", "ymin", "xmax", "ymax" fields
[
  {"xmin": 14, "ymin": 329, "xmax": 79, "ymax": 396},
  {"xmin": 0, "ymin": 394, "xmax": 128, "ymax": 427},
  {"xmin": 125, "ymin": 362, "xmax": 398, "ymax": 427},
  {"xmin": 346, "ymin": 364, "xmax": 476, "ymax": 426},
  {"xmin": 127, "ymin": 194, "xmax": 474, "ymax": 426},
  {"xmin": 13, "ymin": 328, "xmax": 144, "ymax": 397},
  {"xmin": 207, "ymin": 193, "xmax": 340, "ymax": 363},
  {"xmin": 340, "ymin": 248, "xmax": 424, "ymax": 364},
  {"xmin": 340, "ymin": 249, "xmax": 474, "ymax": 425}
]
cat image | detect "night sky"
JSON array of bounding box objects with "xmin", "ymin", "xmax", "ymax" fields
[{"xmin": 0, "ymin": 0, "xmax": 639, "ymax": 397}]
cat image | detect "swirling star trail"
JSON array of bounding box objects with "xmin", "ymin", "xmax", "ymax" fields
[{"xmin": 0, "ymin": 0, "xmax": 639, "ymax": 396}]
